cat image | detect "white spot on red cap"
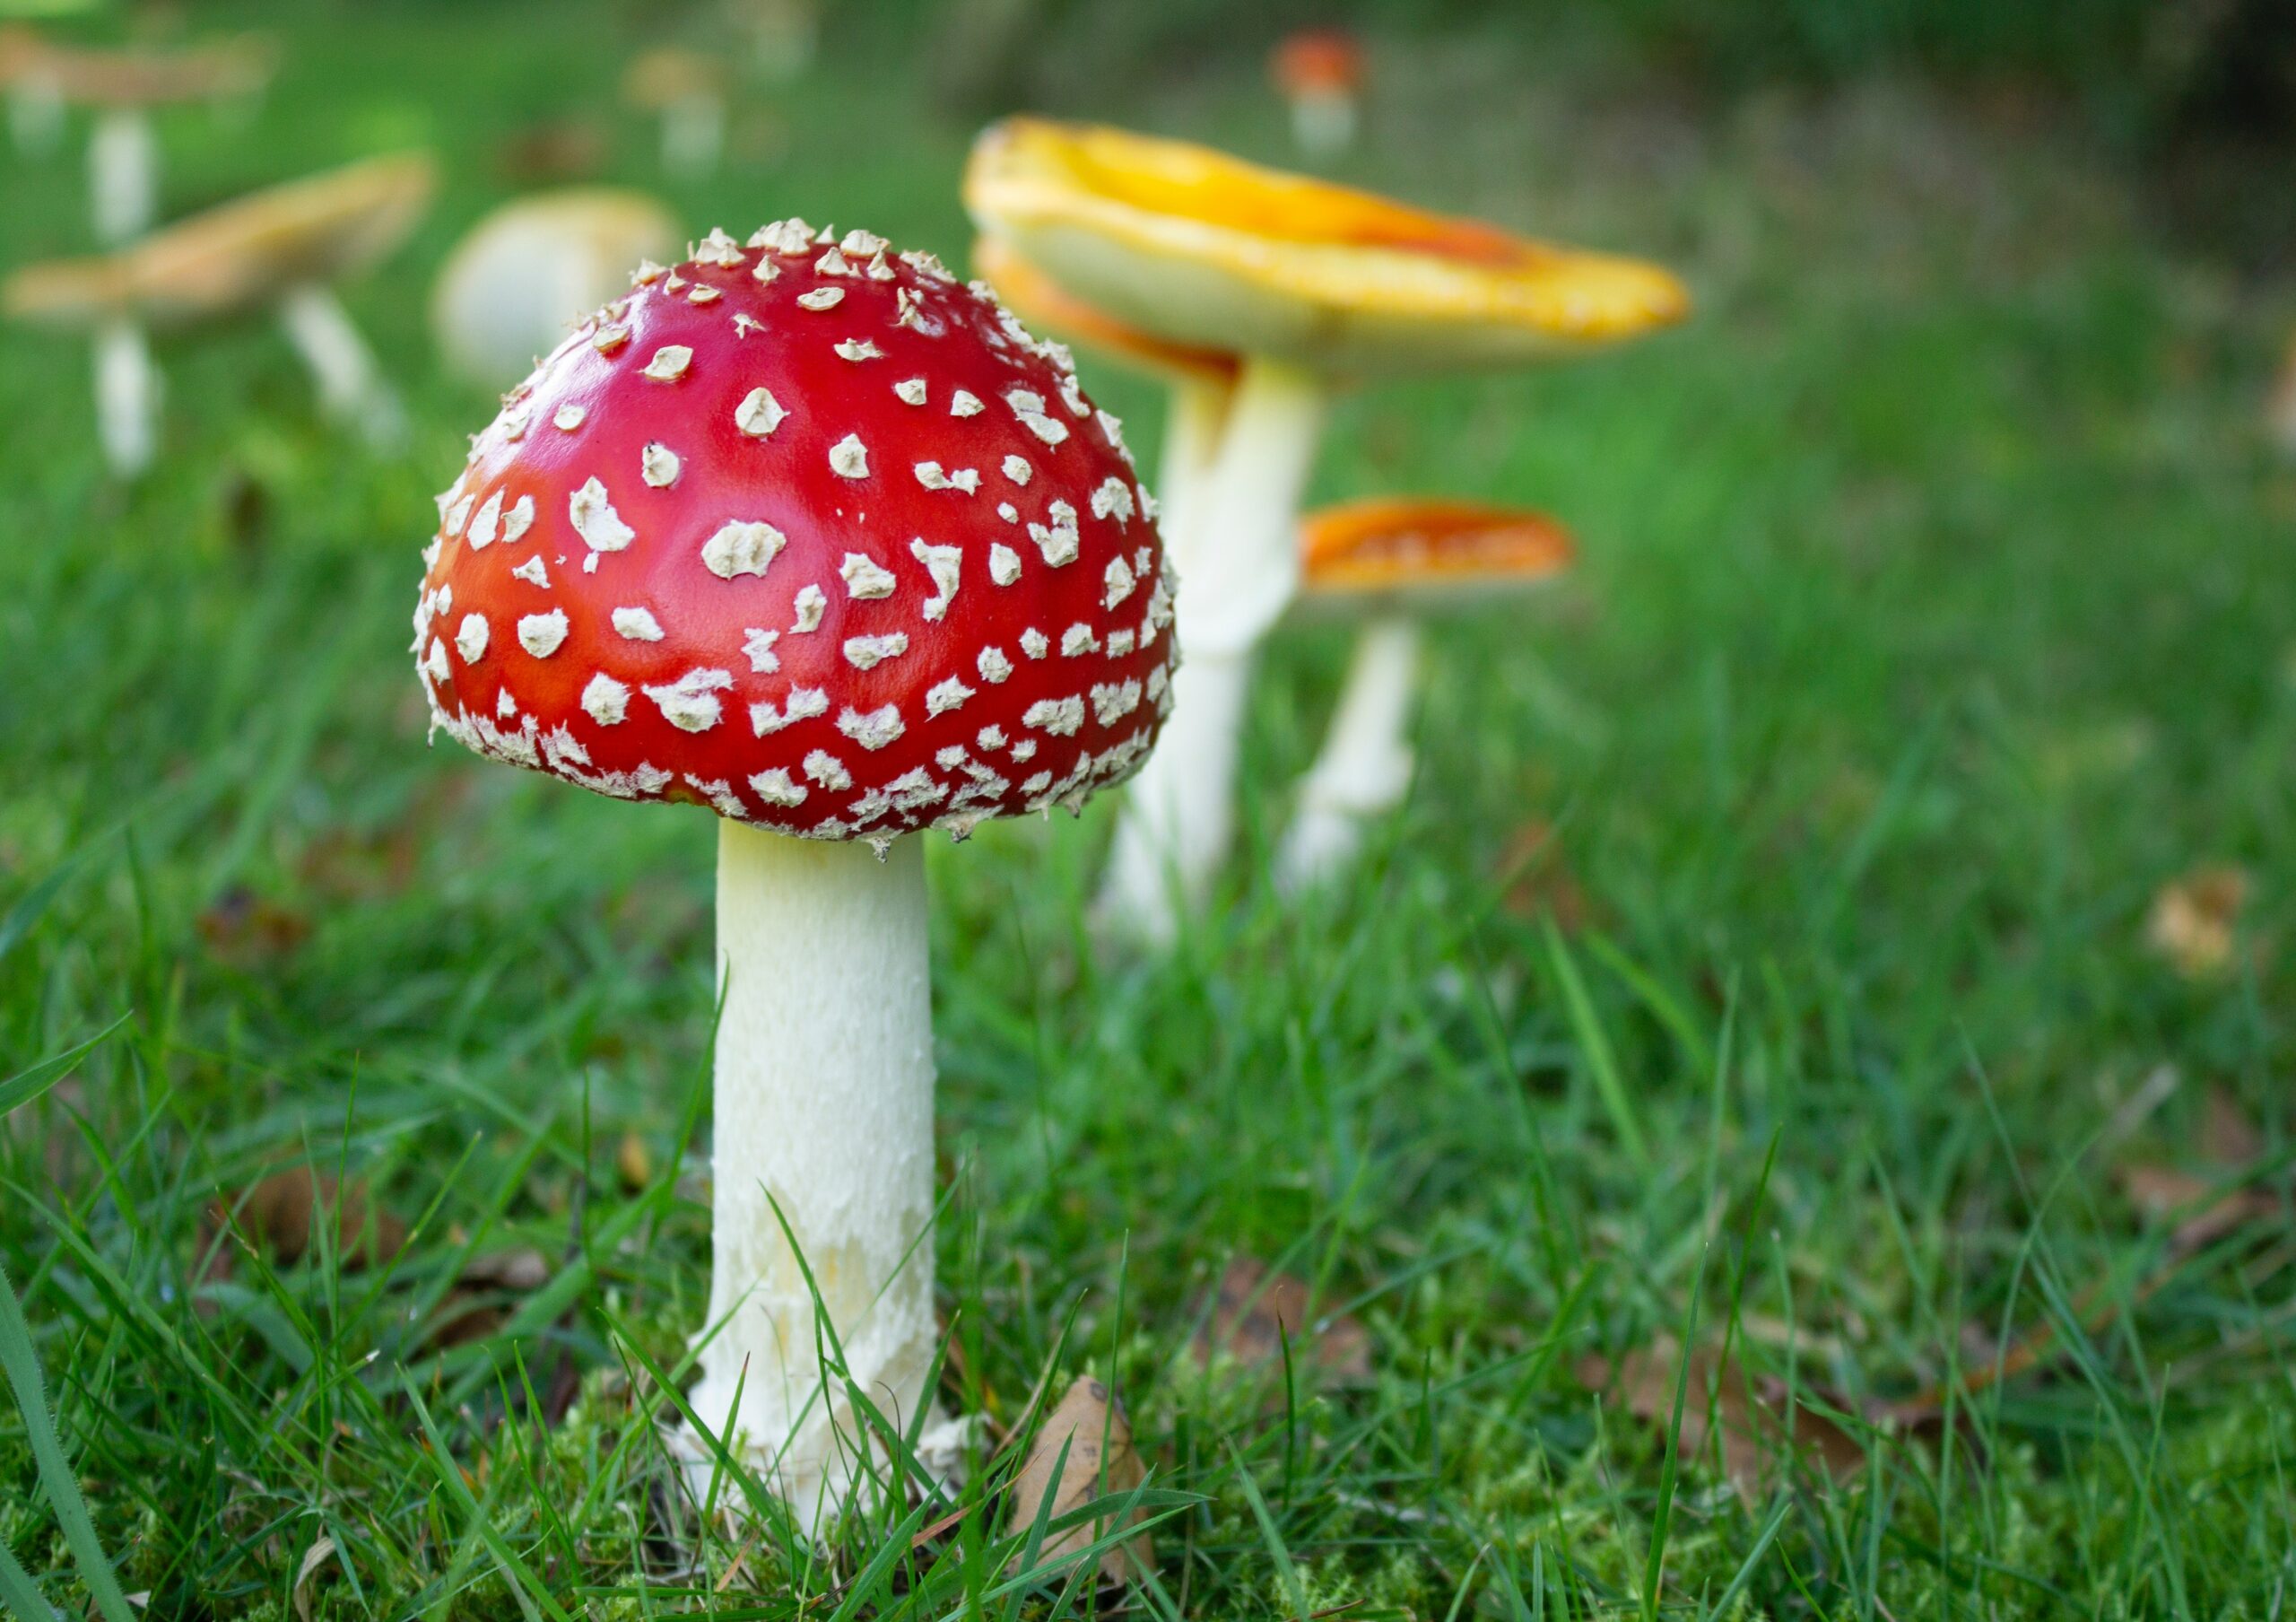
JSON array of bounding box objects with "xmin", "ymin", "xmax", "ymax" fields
[
  {"xmin": 926, "ymin": 676, "xmax": 973, "ymax": 716},
  {"xmin": 582, "ymin": 673, "xmax": 631, "ymax": 724},
  {"xmin": 791, "ymin": 584, "xmax": 827, "ymax": 632},
  {"xmin": 510, "ymin": 554, "xmax": 549, "ymax": 588},
  {"xmin": 613, "ymin": 606, "xmax": 665, "ymax": 641},
  {"xmin": 1091, "ymin": 476, "xmax": 1135, "ymax": 525},
  {"xmin": 1091, "ymin": 679, "xmax": 1144, "ymax": 726},
  {"xmin": 554, "ymin": 404, "xmax": 586, "ymax": 431},
  {"xmin": 742, "ymin": 628, "xmax": 780, "ymax": 672},
  {"xmin": 750, "ymin": 768, "xmax": 805, "ymax": 807},
  {"xmin": 894, "ymin": 378, "xmax": 927, "ymax": 406},
  {"xmin": 835, "ymin": 338, "xmax": 883, "ymax": 362},
  {"xmin": 593, "ymin": 326, "xmax": 630, "ymax": 354},
  {"xmin": 1060, "ymin": 623, "xmax": 1100, "ymax": 657},
  {"xmin": 519, "ymin": 610, "xmax": 570, "ymax": 657},
  {"xmin": 910, "ymin": 539, "xmax": 961, "ymax": 620},
  {"xmin": 1023, "ymin": 696, "xmax": 1084, "ymax": 737},
  {"xmin": 988, "ymin": 543, "xmax": 1021, "ymax": 586},
  {"xmin": 976, "ymin": 725, "xmax": 1006, "ymax": 749},
  {"xmin": 644, "ymin": 668, "xmax": 732, "ymax": 732},
  {"xmin": 978, "ymin": 646, "xmax": 1013, "ymax": 683},
  {"xmin": 949, "ymin": 389, "xmax": 982, "ymax": 417},
  {"xmin": 701, "ymin": 519, "xmax": 786, "ymax": 579},
  {"xmin": 1102, "ymin": 555, "xmax": 1136, "ymax": 608},
  {"xmin": 838, "ymin": 704, "xmax": 904, "ymax": 750},
  {"xmin": 1020, "ymin": 628, "xmax": 1049, "ymax": 658},
  {"xmin": 735, "ymin": 387, "xmax": 786, "ymax": 438},
  {"xmin": 642, "ymin": 442, "xmax": 681, "ymax": 487},
  {"xmin": 796, "ymin": 286, "xmax": 845, "ymax": 311},
  {"xmin": 1003, "ymin": 455, "xmax": 1032, "ymax": 486},
  {"xmin": 842, "ymin": 632, "xmax": 908, "ymax": 669},
  {"xmin": 829, "ymin": 434, "xmax": 870, "ymax": 478},
  {"xmin": 570, "ymin": 478, "xmax": 636, "ymax": 553},
  {"xmin": 839, "ymin": 552, "xmax": 894, "ymax": 598},
  {"xmin": 752, "ymin": 686, "xmax": 828, "ymax": 734},
  {"xmin": 804, "ymin": 749, "xmax": 850, "ymax": 789},
  {"xmin": 468, "ymin": 491, "xmax": 504, "ymax": 548},
  {"xmin": 640, "ymin": 345, "xmax": 693, "ymax": 381},
  {"xmin": 1027, "ymin": 501, "xmax": 1079, "ymax": 567},
  {"xmin": 457, "ymin": 613, "xmax": 489, "ymax": 662},
  {"xmin": 502, "ymin": 495, "xmax": 535, "ymax": 545}
]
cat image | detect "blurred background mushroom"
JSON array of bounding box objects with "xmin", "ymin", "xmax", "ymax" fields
[
  {"xmin": 2, "ymin": 152, "xmax": 433, "ymax": 475},
  {"xmin": 1270, "ymin": 27, "xmax": 1365, "ymax": 161},
  {"xmin": 1276, "ymin": 499, "xmax": 1575, "ymax": 894},
  {"xmin": 621, "ymin": 46, "xmax": 727, "ymax": 179},
  {"xmin": 0, "ymin": 27, "xmax": 275, "ymax": 244},
  {"xmin": 2271, "ymin": 331, "xmax": 2296, "ymax": 457},
  {"xmin": 967, "ymin": 118, "xmax": 1685, "ymax": 943},
  {"xmin": 430, "ymin": 188, "xmax": 681, "ymax": 391},
  {"xmin": 730, "ymin": 0, "xmax": 819, "ymax": 83}
]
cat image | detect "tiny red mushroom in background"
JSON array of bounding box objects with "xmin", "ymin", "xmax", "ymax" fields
[
  {"xmin": 411, "ymin": 219, "xmax": 1172, "ymax": 1515},
  {"xmin": 1270, "ymin": 28, "xmax": 1365, "ymax": 161}
]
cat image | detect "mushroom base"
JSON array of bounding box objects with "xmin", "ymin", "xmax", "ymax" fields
[{"xmin": 683, "ymin": 824, "xmax": 955, "ymax": 1522}]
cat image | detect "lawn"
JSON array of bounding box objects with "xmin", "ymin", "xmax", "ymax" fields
[{"xmin": 4, "ymin": 4, "xmax": 2296, "ymax": 1618}]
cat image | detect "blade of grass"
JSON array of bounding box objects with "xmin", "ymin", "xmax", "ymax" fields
[{"xmin": 1542, "ymin": 917, "xmax": 1649, "ymax": 1168}]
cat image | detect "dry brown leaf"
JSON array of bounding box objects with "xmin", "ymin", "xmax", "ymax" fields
[
  {"xmin": 1578, "ymin": 1339, "xmax": 1866, "ymax": 1495},
  {"xmin": 220, "ymin": 1167, "xmax": 407, "ymax": 1269},
  {"xmin": 2201, "ymin": 1084, "xmax": 2265, "ymax": 1166},
  {"xmin": 616, "ymin": 1129, "xmax": 656, "ymax": 1191},
  {"xmin": 1004, "ymin": 1378, "xmax": 1155, "ymax": 1591},
  {"xmin": 292, "ymin": 1535, "xmax": 336, "ymax": 1622},
  {"xmin": 1193, "ymin": 1258, "xmax": 1372, "ymax": 1384},
  {"xmin": 2147, "ymin": 867, "xmax": 2248, "ymax": 978},
  {"xmin": 1497, "ymin": 818, "xmax": 1590, "ymax": 931},
  {"xmin": 196, "ymin": 886, "xmax": 312, "ymax": 963},
  {"xmin": 2116, "ymin": 1164, "xmax": 2281, "ymax": 1251}
]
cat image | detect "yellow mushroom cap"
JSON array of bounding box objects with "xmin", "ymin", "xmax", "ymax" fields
[
  {"xmin": 972, "ymin": 233, "xmax": 1237, "ymax": 389},
  {"xmin": 1299, "ymin": 497, "xmax": 1575, "ymax": 611},
  {"xmin": 0, "ymin": 28, "xmax": 276, "ymax": 107},
  {"xmin": 964, "ymin": 118, "xmax": 1689, "ymax": 379},
  {"xmin": 4, "ymin": 153, "xmax": 434, "ymax": 328}
]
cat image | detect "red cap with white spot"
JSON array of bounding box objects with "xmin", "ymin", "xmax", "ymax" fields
[{"xmin": 412, "ymin": 221, "xmax": 1175, "ymax": 844}]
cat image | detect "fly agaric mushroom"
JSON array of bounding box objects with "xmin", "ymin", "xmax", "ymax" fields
[
  {"xmin": 972, "ymin": 233, "xmax": 1237, "ymax": 559},
  {"xmin": 1276, "ymin": 499, "xmax": 1574, "ymax": 893},
  {"xmin": 412, "ymin": 220, "xmax": 1172, "ymax": 1514},
  {"xmin": 0, "ymin": 27, "xmax": 275, "ymax": 243},
  {"xmin": 966, "ymin": 118, "xmax": 1684, "ymax": 940},
  {"xmin": 1270, "ymin": 29, "xmax": 1365, "ymax": 161},
  {"xmin": 430, "ymin": 189, "xmax": 683, "ymax": 390},
  {"xmin": 3, "ymin": 152, "xmax": 431, "ymax": 476},
  {"xmin": 622, "ymin": 48, "xmax": 728, "ymax": 179}
]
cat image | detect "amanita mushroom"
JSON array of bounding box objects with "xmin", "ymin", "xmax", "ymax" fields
[
  {"xmin": 966, "ymin": 118, "xmax": 1684, "ymax": 938},
  {"xmin": 412, "ymin": 220, "xmax": 1172, "ymax": 1513},
  {"xmin": 621, "ymin": 48, "xmax": 728, "ymax": 180},
  {"xmin": 430, "ymin": 189, "xmax": 683, "ymax": 390},
  {"xmin": 1269, "ymin": 29, "xmax": 1365, "ymax": 161},
  {"xmin": 3, "ymin": 153, "xmax": 433, "ymax": 475},
  {"xmin": 1276, "ymin": 499, "xmax": 1574, "ymax": 893},
  {"xmin": 0, "ymin": 28, "xmax": 274, "ymax": 243}
]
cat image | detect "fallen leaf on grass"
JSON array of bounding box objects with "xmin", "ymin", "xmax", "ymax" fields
[
  {"xmin": 1578, "ymin": 1339, "xmax": 1866, "ymax": 1495},
  {"xmin": 1004, "ymin": 1378, "xmax": 1155, "ymax": 1590},
  {"xmin": 219, "ymin": 1167, "xmax": 408, "ymax": 1269},
  {"xmin": 2116, "ymin": 1164, "xmax": 2282, "ymax": 1251},
  {"xmin": 1193, "ymin": 1257, "xmax": 1372, "ymax": 1384},
  {"xmin": 2147, "ymin": 867, "xmax": 2248, "ymax": 978},
  {"xmin": 196, "ymin": 886, "xmax": 312, "ymax": 963},
  {"xmin": 1497, "ymin": 818, "xmax": 1591, "ymax": 932},
  {"xmin": 292, "ymin": 1535, "xmax": 337, "ymax": 1622}
]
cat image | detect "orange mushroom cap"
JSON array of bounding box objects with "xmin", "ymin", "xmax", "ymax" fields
[
  {"xmin": 0, "ymin": 27, "xmax": 275, "ymax": 107},
  {"xmin": 964, "ymin": 118, "xmax": 1688, "ymax": 378},
  {"xmin": 972, "ymin": 233, "xmax": 1238, "ymax": 389},
  {"xmin": 1299, "ymin": 497, "xmax": 1575, "ymax": 607},
  {"xmin": 1271, "ymin": 30, "xmax": 1364, "ymax": 97}
]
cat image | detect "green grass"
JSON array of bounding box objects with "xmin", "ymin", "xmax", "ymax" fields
[{"xmin": 5, "ymin": 4, "xmax": 2296, "ymax": 1618}]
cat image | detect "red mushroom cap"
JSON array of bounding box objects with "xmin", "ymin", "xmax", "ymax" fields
[
  {"xmin": 1271, "ymin": 30, "xmax": 1364, "ymax": 96},
  {"xmin": 413, "ymin": 221, "xmax": 1176, "ymax": 844}
]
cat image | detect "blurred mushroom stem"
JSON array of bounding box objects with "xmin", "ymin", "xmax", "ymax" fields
[
  {"xmin": 93, "ymin": 314, "xmax": 158, "ymax": 477},
  {"xmin": 661, "ymin": 93, "xmax": 725, "ymax": 179},
  {"xmin": 89, "ymin": 107, "xmax": 156, "ymax": 245},
  {"xmin": 1156, "ymin": 371, "xmax": 1231, "ymax": 545},
  {"xmin": 1100, "ymin": 357, "xmax": 1324, "ymax": 940},
  {"xmin": 683, "ymin": 824, "xmax": 952, "ymax": 1520},
  {"xmin": 1276, "ymin": 614, "xmax": 1418, "ymax": 894},
  {"xmin": 277, "ymin": 283, "xmax": 404, "ymax": 447},
  {"xmin": 1289, "ymin": 89, "xmax": 1358, "ymax": 161}
]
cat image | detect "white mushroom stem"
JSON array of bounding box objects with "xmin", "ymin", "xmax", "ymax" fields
[
  {"xmin": 1100, "ymin": 355, "xmax": 1326, "ymax": 940},
  {"xmin": 1289, "ymin": 89, "xmax": 1359, "ymax": 161},
  {"xmin": 685, "ymin": 824, "xmax": 947, "ymax": 1522},
  {"xmin": 1154, "ymin": 372, "xmax": 1232, "ymax": 547},
  {"xmin": 661, "ymin": 95, "xmax": 726, "ymax": 179},
  {"xmin": 93, "ymin": 316, "xmax": 159, "ymax": 478},
  {"xmin": 89, "ymin": 108, "xmax": 157, "ymax": 246},
  {"xmin": 277, "ymin": 283, "xmax": 404, "ymax": 447},
  {"xmin": 1275, "ymin": 614, "xmax": 1420, "ymax": 894}
]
